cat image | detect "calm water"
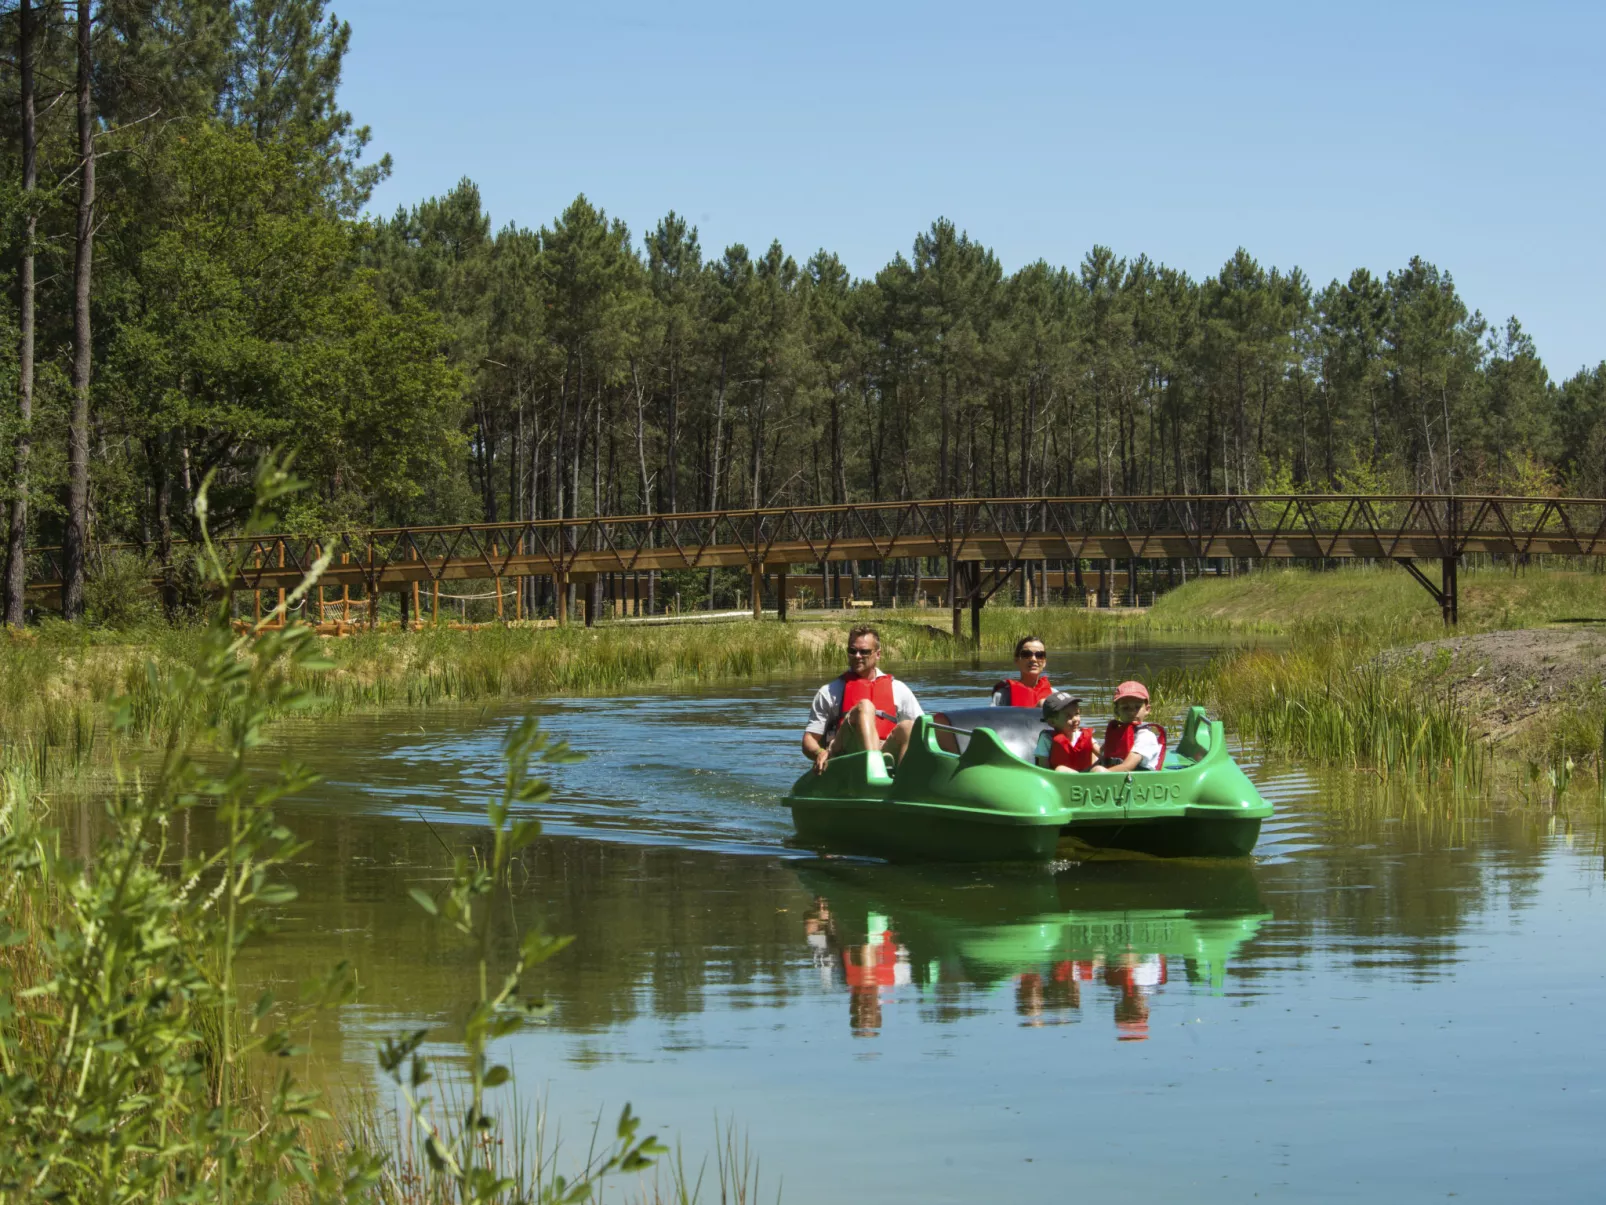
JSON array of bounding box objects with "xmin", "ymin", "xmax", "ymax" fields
[{"xmin": 232, "ymin": 642, "xmax": 1606, "ymax": 1203}]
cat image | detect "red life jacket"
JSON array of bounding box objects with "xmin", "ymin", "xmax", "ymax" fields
[
  {"xmin": 994, "ymin": 676, "xmax": 1053, "ymax": 707},
  {"xmin": 1102, "ymin": 720, "xmax": 1168, "ymax": 770},
  {"xmin": 842, "ymin": 929, "xmax": 900, "ymax": 989},
  {"xmin": 838, "ymin": 672, "xmax": 899, "ymax": 740},
  {"xmin": 1048, "ymin": 728, "xmax": 1096, "ymax": 772}
]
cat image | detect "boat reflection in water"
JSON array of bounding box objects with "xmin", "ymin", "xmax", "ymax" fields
[{"xmin": 797, "ymin": 860, "xmax": 1270, "ymax": 1041}]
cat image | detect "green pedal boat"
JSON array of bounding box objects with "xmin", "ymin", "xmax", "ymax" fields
[{"xmin": 785, "ymin": 704, "xmax": 1272, "ymax": 863}]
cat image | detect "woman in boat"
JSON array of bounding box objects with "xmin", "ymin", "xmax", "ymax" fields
[
  {"xmin": 1093, "ymin": 681, "xmax": 1167, "ymax": 772},
  {"xmin": 992, "ymin": 634, "xmax": 1053, "ymax": 707}
]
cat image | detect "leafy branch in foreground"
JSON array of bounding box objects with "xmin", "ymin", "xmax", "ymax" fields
[
  {"xmin": 384, "ymin": 716, "xmax": 664, "ymax": 1204},
  {"xmin": 0, "ymin": 452, "xmax": 382, "ymax": 1201}
]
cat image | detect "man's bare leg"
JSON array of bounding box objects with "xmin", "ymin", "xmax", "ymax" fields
[
  {"xmin": 828, "ymin": 700, "xmax": 884, "ymax": 760},
  {"xmin": 832, "ymin": 710, "xmax": 915, "ymax": 769},
  {"xmin": 884, "ymin": 719, "xmax": 915, "ymax": 766}
]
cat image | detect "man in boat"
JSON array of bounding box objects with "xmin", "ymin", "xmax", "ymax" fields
[
  {"xmin": 803, "ymin": 625, "xmax": 923, "ymax": 774},
  {"xmin": 991, "ymin": 634, "xmax": 1053, "ymax": 706},
  {"xmin": 1093, "ymin": 680, "xmax": 1166, "ymax": 772}
]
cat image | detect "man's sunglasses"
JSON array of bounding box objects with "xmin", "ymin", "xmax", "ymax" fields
[{"xmin": 847, "ymin": 646, "xmax": 878, "ymax": 657}]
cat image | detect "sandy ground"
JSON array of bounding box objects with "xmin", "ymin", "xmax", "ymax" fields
[{"xmin": 1379, "ymin": 626, "xmax": 1606, "ymax": 744}]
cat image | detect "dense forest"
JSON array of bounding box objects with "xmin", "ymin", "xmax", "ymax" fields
[{"xmin": 2, "ymin": 0, "xmax": 1605, "ymax": 622}]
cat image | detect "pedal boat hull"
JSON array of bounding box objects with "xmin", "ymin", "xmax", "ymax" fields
[{"xmin": 785, "ymin": 706, "xmax": 1270, "ymax": 863}]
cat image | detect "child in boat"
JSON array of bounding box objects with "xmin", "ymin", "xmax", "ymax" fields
[
  {"xmin": 1093, "ymin": 681, "xmax": 1166, "ymax": 772},
  {"xmin": 1042, "ymin": 691, "xmax": 1097, "ymax": 772}
]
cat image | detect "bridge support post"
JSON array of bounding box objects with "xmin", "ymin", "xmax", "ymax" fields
[
  {"xmin": 1394, "ymin": 557, "xmax": 1459, "ymax": 626},
  {"xmin": 948, "ymin": 556, "xmax": 966, "ymax": 640},
  {"xmin": 777, "ymin": 569, "xmax": 788, "ymax": 622},
  {"xmin": 556, "ymin": 572, "xmax": 568, "ymax": 625},
  {"xmin": 971, "ymin": 585, "xmax": 982, "ymax": 647},
  {"xmin": 750, "ymin": 564, "xmax": 762, "ymax": 620}
]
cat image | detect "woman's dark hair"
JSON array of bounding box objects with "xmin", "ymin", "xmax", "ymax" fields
[{"xmin": 1014, "ymin": 634, "xmax": 1046, "ymax": 658}]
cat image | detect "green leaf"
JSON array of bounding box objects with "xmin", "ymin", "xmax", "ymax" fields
[
  {"xmin": 256, "ymin": 882, "xmax": 297, "ymax": 906},
  {"xmin": 408, "ymin": 886, "xmax": 439, "ymax": 915},
  {"xmin": 509, "ymin": 817, "xmax": 544, "ymax": 851},
  {"xmin": 520, "ymin": 930, "xmax": 575, "ymax": 966}
]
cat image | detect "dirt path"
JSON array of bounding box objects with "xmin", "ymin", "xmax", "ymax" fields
[{"xmin": 1379, "ymin": 626, "xmax": 1606, "ymax": 744}]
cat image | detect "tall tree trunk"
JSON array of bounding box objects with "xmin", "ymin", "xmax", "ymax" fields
[
  {"xmin": 475, "ymin": 398, "xmax": 497, "ymax": 521},
  {"xmin": 62, "ymin": 0, "xmax": 95, "ymax": 621},
  {"xmin": 749, "ymin": 378, "xmax": 765, "ymax": 510},
  {"xmin": 4, "ymin": 0, "xmax": 37, "ymax": 627},
  {"xmin": 709, "ymin": 350, "xmax": 728, "ymax": 510},
  {"xmin": 665, "ymin": 347, "xmax": 679, "ymax": 513},
  {"xmin": 590, "ymin": 383, "xmax": 603, "ymax": 619},
  {"xmin": 632, "ymin": 358, "xmax": 652, "ymax": 513},
  {"xmin": 829, "ymin": 384, "xmax": 845, "ymax": 504},
  {"xmin": 149, "ymin": 436, "xmax": 176, "ymax": 618}
]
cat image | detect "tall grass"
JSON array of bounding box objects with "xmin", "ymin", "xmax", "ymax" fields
[
  {"xmin": 1157, "ymin": 626, "xmax": 1485, "ymax": 784},
  {"xmin": 10, "ymin": 563, "xmax": 1604, "ymax": 793},
  {"xmin": 346, "ymin": 1091, "xmax": 773, "ymax": 1205},
  {"xmin": 0, "ymin": 608, "xmax": 1126, "ymax": 792}
]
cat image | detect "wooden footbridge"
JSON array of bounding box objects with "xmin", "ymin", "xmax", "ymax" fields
[{"xmin": 24, "ymin": 494, "xmax": 1606, "ymax": 636}]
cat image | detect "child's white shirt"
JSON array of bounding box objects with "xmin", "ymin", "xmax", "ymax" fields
[{"xmin": 1131, "ymin": 727, "xmax": 1162, "ymax": 771}]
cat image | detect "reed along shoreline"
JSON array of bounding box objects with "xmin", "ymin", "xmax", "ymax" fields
[{"xmin": 5, "ymin": 564, "xmax": 1605, "ymax": 790}]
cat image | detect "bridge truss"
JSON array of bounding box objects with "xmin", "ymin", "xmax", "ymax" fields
[{"xmin": 24, "ymin": 494, "xmax": 1606, "ymax": 635}]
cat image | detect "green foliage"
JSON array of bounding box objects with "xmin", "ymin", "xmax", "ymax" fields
[
  {"xmin": 0, "ymin": 453, "xmax": 383, "ymax": 1200},
  {"xmin": 82, "ymin": 549, "xmax": 161, "ymax": 630},
  {"xmin": 1159, "ymin": 632, "xmax": 1485, "ymax": 785},
  {"xmin": 98, "ymin": 118, "xmax": 464, "ymax": 537},
  {"xmin": 1, "ymin": 454, "xmax": 694, "ymax": 1202}
]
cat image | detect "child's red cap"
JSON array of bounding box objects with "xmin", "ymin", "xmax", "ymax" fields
[{"xmin": 1115, "ymin": 681, "xmax": 1149, "ymax": 703}]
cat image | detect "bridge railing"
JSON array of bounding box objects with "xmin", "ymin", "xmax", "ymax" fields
[{"xmin": 22, "ymin": 494, "xmax": 1606, "ymax": 596}]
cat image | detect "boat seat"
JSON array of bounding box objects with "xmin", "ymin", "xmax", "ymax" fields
[{"xmin": 931, "ymin": 706, "xmax": 1051, "ymax": 763}]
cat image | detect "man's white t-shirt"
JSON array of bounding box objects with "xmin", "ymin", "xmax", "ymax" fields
[
  {"xmin": 805, "ymin": 670, "xmax": 923, "ymax": 738},
  {"xmin": 1129, "ymin": 726, "xmax": 1163, "ymax": 771}
]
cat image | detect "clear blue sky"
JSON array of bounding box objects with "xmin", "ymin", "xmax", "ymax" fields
[{"xmin": 333, "ymin": 0, "xmax": 1605, "ymax": 378}]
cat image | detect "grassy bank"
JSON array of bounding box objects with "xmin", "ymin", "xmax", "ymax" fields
[
  {"xmin": 7, "ymin": 563, "xmax": 1603, "ymax": 791},
  {"xmin": 1137, "ymin": 566, "xmax": 1606, "ymax": 783},
  {"xmin": 0, "ymin": 607, "xmax": 1120, "ymax": 788},
  {"xmin": 1139, "ymin": 563, "xmax": 1606, "ymax": 635}
]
